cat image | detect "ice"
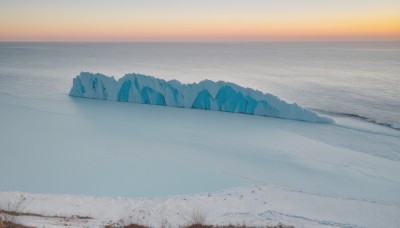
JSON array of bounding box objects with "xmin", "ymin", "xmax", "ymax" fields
[
  {"xmin": 70, "ymin": 72, "xmax": 333, "ymax": 123},
  {"xmin": 0, "ymin": 93, "xmax": 400, "ymax": 227}
]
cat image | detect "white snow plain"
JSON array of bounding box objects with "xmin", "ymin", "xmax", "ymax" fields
[{"xmin": 0, "ymin": 92, "xmax": 400, "ymax": 227}]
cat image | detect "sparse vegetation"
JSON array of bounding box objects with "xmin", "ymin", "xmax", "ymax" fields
[
  {"xmin": 184, "ymin": 225, "xmax": 293, "ymax": 228},
  {"xmin": 104, "ymin": 207, "xmax": 294, "ymax": 228},
  {"xmin": 183, "ymin": 209, "xmax": 207, "ymax": 226},
  {"xmin": 105, "ymin": 225, "xmax": 149, "ymax": 228},
  {"xmin": 107, "ymin": 224, "xmax": 294, "ymax": 228},
  {"xmin": 0, "ymin": 200, "xmax": 293, "ymax": 228},
  {"xmin": 0, "ymin": 198, "xmax": 27, "ymax": 228},
  {"xmin": 0, "ymin": 198, "xmax": 93, "ymax": 228},
  {"xmin": 0, "ymin": 221, "xmax": 31, "ymax": 228}
]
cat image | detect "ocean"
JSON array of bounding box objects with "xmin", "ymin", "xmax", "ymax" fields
[{"xmin": 0, "ymin": 42, "xmax": 399, "ymax": 129}]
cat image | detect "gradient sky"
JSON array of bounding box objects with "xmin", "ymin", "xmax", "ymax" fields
[{"xmin": 1, "ymin": 0, "xmax": 400, "ymax": 41}]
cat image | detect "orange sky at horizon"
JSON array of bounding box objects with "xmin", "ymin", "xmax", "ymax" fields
[{"xmin": 1, "ymin": 0, "xmax": 399, "ymax": 42}]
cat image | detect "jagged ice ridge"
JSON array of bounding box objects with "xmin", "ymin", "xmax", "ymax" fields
[{"xmin": 69, "ymin": 72, "xmax": 333, "ymax": 123}]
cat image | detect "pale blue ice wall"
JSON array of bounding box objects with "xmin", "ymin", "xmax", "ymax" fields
[{"xmin": 70, "ymin": 72, "xmax": 333, "ymax": 123}]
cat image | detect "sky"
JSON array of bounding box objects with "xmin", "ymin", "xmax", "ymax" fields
[{"xmin": 1, "ymin": 0, "xmax": 399, "ymax": 42}]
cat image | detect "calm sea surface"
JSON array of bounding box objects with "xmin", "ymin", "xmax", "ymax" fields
[{"xmin": 0, "ymin": 42, "xmax": 399, "ymax": 129}]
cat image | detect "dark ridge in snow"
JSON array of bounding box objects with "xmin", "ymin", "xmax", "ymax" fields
[{"xmin": 70, "ymin": 72, "xmax": 333, "ymax": 123}]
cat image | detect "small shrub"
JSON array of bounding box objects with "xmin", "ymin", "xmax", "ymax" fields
[
  {"xmin": 183, "ymin": 209, "xmax": 207, "ymax": 226},
  {"xmin": 0, "ymin": 198, "xmax": 27, "ymax": 228},
  {"xmin": 121, "ymin": 225, "xmax": 148, "ymax": 228},
  {"xmin": 184, "ymin": 224, "xmax": 214, "ymax": 228},
  {"xmin": 105, "ymin": 224, "xmax": 148, "ymax": 228}
]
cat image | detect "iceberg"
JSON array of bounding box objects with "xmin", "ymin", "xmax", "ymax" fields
[{"xmin": 69, "ymin": 72, "xmax": 333, "ymax": 123}]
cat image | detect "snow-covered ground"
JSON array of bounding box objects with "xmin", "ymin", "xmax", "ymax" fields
[
  {"xmin": 1, "ymin": 93, "xmax": 400, "ymax": 227},
  {"xmin": 3, "ymin": 183, "xmax": 400, "ymax": 228}
]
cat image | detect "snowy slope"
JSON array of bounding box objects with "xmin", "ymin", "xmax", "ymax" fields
[
  {"xmin": 69, "ymin": 72, "xmax": 333, "ymax": 123},
  {"xmin": 3, "ymin": 183, "xmax": 400, "ymax": 228}
]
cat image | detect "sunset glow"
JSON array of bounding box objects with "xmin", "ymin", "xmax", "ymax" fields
[{"xmin": 1, "ymin": 0, "xmax": 399, "ymax": 41}]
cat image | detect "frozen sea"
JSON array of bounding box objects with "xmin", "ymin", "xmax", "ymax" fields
[
  {"xmin": 1, "ymin": 42, "xmax": 399, "ymax": 129},
  {"xmin": 1, "ymin": 42, "xmax": 400, "ymax": 227}
]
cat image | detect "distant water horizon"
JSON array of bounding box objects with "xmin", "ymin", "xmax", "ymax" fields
[{"xmin": 0, "ymin": 41, "xmax": 399, "ymax": 129}]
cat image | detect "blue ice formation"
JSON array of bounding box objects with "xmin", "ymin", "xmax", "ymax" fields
[{"xmin": 70, "ymin": 72, "xmax": 333, "ymax": 123}]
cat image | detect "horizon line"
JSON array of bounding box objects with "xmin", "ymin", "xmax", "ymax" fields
[{"xmin": 1, "ymin": 39, "xmax": 399, "ymax": 43}]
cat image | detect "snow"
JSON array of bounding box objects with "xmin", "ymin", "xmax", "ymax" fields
[
  {"xmin": 69, "ymin": 72, "xmax": 333, "ymax": 123},
  {"xmin": 2, "ymin": 184, "xmax": 400, "ymax": 228},
  {"xmin": 0, "ymin": 92, "xmax": 399, "ymax": 227}
]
